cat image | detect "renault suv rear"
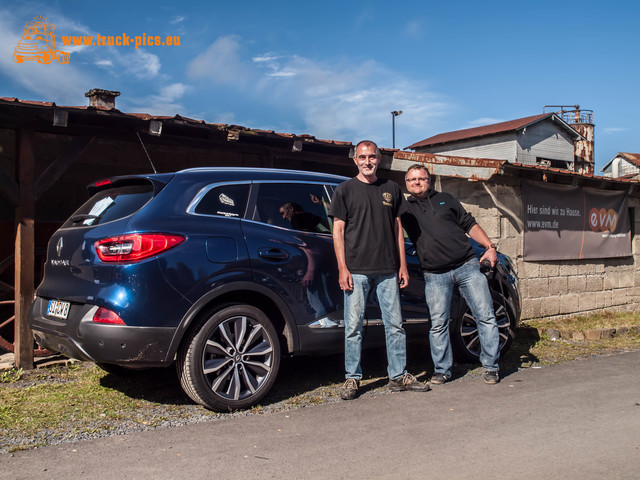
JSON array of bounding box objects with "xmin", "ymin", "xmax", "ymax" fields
[{"xmin": 30, "ymin": 168, "xmax": 349, "ymax": 411}]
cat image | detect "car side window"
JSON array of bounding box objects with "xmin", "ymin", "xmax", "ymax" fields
[
  {"xmin": 193, "ymin": 183, "xmax": 249, "ymax": 218},
  {"xmin": 252, "ymin": 183, "xmax": 332, "ymax": 233}
]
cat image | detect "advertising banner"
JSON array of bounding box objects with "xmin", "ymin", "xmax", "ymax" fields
[{"xmin": 523, "ymin": 180, "xmax": 631, "ymax": 260}]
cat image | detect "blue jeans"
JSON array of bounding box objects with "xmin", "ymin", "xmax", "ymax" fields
[
  {"xmin": 424, "ymin": 258, "xmax": 499, "ymax": 377},
  {"xmin": 343, "ymin": 273, "xmax": 407, "ymax": 381}
]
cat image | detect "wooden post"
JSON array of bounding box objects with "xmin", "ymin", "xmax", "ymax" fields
[{"xmin": 14, "ymin": 129, "xmax": 35, "ymax": 369}]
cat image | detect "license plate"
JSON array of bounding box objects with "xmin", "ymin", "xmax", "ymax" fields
[{"xmin": 46, "ymin": 299, "xmax": 71, "ymax": 319}]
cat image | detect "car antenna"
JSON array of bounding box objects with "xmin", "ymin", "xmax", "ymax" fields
[{"xmin": 136, "ymin": 131, "xmax": 158, "ymax": 173}]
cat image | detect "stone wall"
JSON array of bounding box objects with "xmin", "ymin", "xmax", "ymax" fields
[{"xmin": 439, "ymin": 177, "xmax": 640, "ymax": 321}]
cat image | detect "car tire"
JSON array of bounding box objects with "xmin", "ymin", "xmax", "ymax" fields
[
  {"xmin": 451, "ymin": 289, "xmax": 517, "ymax": 363},
  {"xmin": 177, "ymin": 304, "xmax": 281, "ymax": 411}
]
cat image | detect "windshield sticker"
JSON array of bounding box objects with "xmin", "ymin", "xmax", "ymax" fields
[
  {"xmin": 216, "ymin": 211, "xmax": 239, "ymax": 217},
  {"xmin": 84, "ymin": 196, "xmax": 115, "ymax": 225},
  {"xmin": 219, "ymin": 193, "xmax": 235, "ymax": 206}
]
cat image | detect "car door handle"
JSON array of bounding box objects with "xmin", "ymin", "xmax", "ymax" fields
[{"xmin": 258, "ymin": 248, "xmax": 290, "ymax": 261}]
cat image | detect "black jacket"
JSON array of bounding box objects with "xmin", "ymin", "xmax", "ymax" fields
[{"xmin": 402, "ymin": 189, "xmax": 477, "ymax": 273}]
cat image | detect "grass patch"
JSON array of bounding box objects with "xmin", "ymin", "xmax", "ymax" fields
[
  {"xmin": 525, "ymin": 333, "xmax": 640, "ymax": 366},
  {"xmin": 1, "ymin": 364, "xmax": 137, "ymax": 435},
  {"xmin": 0, "ymin": 362, "xmax": 218, "ymax": 451},
  {"xmin": 1, "ymin": 311, "xmax": 639, "ymax": 452},
  {"xmin": 525, "ymin": 310, "xmax": 640, "ymax": 331}
]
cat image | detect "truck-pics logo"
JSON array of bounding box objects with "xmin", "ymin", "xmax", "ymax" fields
[{"xmin": 13, "ymin": 16, "xmax": 70, "ymax": 65}]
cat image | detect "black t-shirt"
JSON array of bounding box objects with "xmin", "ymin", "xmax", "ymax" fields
[
  {"xmin": 329, "ymin": 177, "xmax": 406, "ymax": 275},
  {"xmin": 402, "ymin": 189, "xmax": 477, "ymax": 273}
]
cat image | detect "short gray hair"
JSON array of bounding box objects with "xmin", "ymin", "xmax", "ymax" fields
[
  {"xmin": 405, "ymin": 163, "xmax": 430, "ymax": 179},
  {"xmin": 354, "ymin": 140, "xmax": 380, "ymax": 156}
]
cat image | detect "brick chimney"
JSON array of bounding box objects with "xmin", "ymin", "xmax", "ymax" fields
[{"xmin": 84, "ymin": 88, "xmax": 120, "ymax": 109}]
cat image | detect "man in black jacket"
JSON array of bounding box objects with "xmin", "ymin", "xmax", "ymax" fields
[{"xmin": 402, "ymin": 163, "xmax": 501, "ymax": 385}]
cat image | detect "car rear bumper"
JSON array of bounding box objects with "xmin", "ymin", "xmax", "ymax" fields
[{"xmin": 29, "ymin": 297, "xmax": 176, "ymax": 367}]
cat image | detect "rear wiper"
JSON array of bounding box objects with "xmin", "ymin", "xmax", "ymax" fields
[{"xmin": 70, "ymin": 214, "xmax": 99, "ymax": 223}]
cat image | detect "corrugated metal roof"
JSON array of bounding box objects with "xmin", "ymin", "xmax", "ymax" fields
[
  {"xmin": 406, "ymin": 113, "xmax": 584, "ymax": 150},
  {"xmin": 392, "ymin": 150, "xmax": 639, "ymax": 187},
  {"xmin": 392, "ymin": 150, "xmax": 505, "ymax": 181},
  {"xmin": 600, "ymin": 152, "xmax": 640, "ymax": 173},
  {"xmin": 617, "ymin": 152, "xmax": 640, "ymax": 168},
  {"xmin": 0, "ymin": 96, "xmax": 356, "ymax": 150}
]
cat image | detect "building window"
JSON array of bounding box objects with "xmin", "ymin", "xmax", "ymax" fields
[{"xmin": 536, "ymin": 157, "xmax": 572, "ymax": 170}]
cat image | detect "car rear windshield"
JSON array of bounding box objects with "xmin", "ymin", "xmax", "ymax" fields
[{"xmin": 62, "ymin": 183, "xmax": 154, "ymax": 228}]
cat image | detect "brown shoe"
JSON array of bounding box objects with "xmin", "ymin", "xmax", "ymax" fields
[
  {"xmin": 388, "ymin": 373, "xmax": 430, "ymax": 392},
  {"xmin": 430, "ymin": 373, "xmax": 451, "ymax": 385},
  {"xmin": 483, "ymin": 370, "xmax": 500, "ymax": 385},
  {"xmin": 339, "ymin": 378, "xmax": 360, "ymax": 400}
]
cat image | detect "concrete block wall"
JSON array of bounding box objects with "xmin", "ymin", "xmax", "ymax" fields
[{"xmin": 441, "ymin": 177, "xmax": 640, "ymax": 321}]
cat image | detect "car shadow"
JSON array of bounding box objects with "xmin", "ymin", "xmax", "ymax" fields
[
  {"xmin": 97, "ymin": 328, "xmax": 541, "ymax": 409},
  {"xmin": 98, "ymin": 365, "xmax": 193, "ymax": 406}
]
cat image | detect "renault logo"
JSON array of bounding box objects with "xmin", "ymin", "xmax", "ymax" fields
[{"xmin": 56, "ymin": 237, "xmax": 63, "ymax": 257}]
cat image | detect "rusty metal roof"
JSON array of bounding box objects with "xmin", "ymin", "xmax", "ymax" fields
[
  {"xmin": 406, "ymin": 113, "xmax": 583, "ymax": 150},
  {"xmin": 392, "ymin": 150, "xmax": 505, "ymax": 181},
  {"xmin": 600, "ymin": 152, "xmax": 640, "ymax": 173},
  {"xmin": 392, "ymin": 150, "xmax": 639, "ymax": 189},
  {"xmin": 0, "ymin": 96, "xmax": 359, "ymax": 151},
  {"xmin": 617, "ymin": 152, "xmax": 640, "ymax": 166}
]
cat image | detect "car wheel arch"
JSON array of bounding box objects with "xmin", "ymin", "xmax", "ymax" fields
[{"xmin": 166, "ymin": 281, "xmax": 298, "ymax": 361}]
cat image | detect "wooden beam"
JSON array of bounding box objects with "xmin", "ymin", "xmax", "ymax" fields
[
  {"xmin": 35, "ymin": 136, "xmax": 93, "ymax": 199},
  {"xmin": 14, "ymin": 129, "xmax": 35, "ymax": 369}
]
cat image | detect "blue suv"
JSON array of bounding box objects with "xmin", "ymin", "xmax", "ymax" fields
[{"xmin": 29, "ymin": 168, "xmax": 520, "ymax": 411}]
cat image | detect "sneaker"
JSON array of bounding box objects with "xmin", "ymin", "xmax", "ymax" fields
[
  {"xmin": 483, "ymin": 370, "xmax": 500, "ymax": 385},
  {"xmin": 339, "ymin": 378, "xmax": 360, "ymax": 400},
  {"xmin": 430, "ymin": 373, "xmax": 451, "ymax": 385},
  {"xmin": 388, "ymin": 373, "xmax": 430, "ymax": 392}
]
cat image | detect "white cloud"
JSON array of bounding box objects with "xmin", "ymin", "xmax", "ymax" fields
[
  {"xmin": 602, "ymin": 127, "xmax": 629, "ymax": 134},
  {"xmin": 170, "ymin": 16, "xmax": 185, "ymax": 24},
  {"xmin": 251, "ymin": 52, "xmax": 450, "ymax": 146},
  {"xmin": 128, "ymin": 82, "xmax": 189, "ymax": 115},
  {"xmin": 184, "ymin": 35, "xmax": 452, "ymax": 146},
  {"xmin": 121, "ymin": 49, "xmax": 161, "ymax": 79},
  {"xmin": 252, "ymin": 54, "xmax": 281, "ymax": 63},
  {"xmin": 187, "ymin": 35, "xmax": 251, "ymax": 87},
  {"xmin": 404, "ymin": 19, "xmax": 425, "ymax": 39}
]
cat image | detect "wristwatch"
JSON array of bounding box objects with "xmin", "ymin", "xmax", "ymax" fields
[{"xmin": 485, "ymin": 243, "xmax": 497, "ymax": 250}]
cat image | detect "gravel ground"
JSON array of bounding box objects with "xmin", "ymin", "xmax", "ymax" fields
[
  {"xmin": 0, "ymin": 349, "xmax": 405, "ymax": 453},
  {"xmin": 3, "ymin": 337, "xmax": 638, "ymax": 454}
]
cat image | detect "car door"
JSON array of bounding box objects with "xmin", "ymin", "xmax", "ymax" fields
[{"xmin": 242, "ymin": 181, "xmax": 343, "ymax": 329}]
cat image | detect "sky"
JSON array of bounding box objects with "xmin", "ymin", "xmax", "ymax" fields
[{"xmin": 1, "ymin": 0, "xmax": 638, "ymax": 173}]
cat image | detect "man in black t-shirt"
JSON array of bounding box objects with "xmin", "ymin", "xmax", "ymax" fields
[
  {"xmin": 328, "ymin": 140, "xmax": 429, "ymax": 400},
  {"xmin": 402, "ymin": 163, "xmax": 500, "ymax": 386}
]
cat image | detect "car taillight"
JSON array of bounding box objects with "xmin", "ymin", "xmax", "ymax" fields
[
  {"xmin": 94, "ymin": 233, "xmax": 185, "ymax": 262},
  {"xmin": 93, "ymin": 307, "xmax": 126, "ymax": 325}
]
